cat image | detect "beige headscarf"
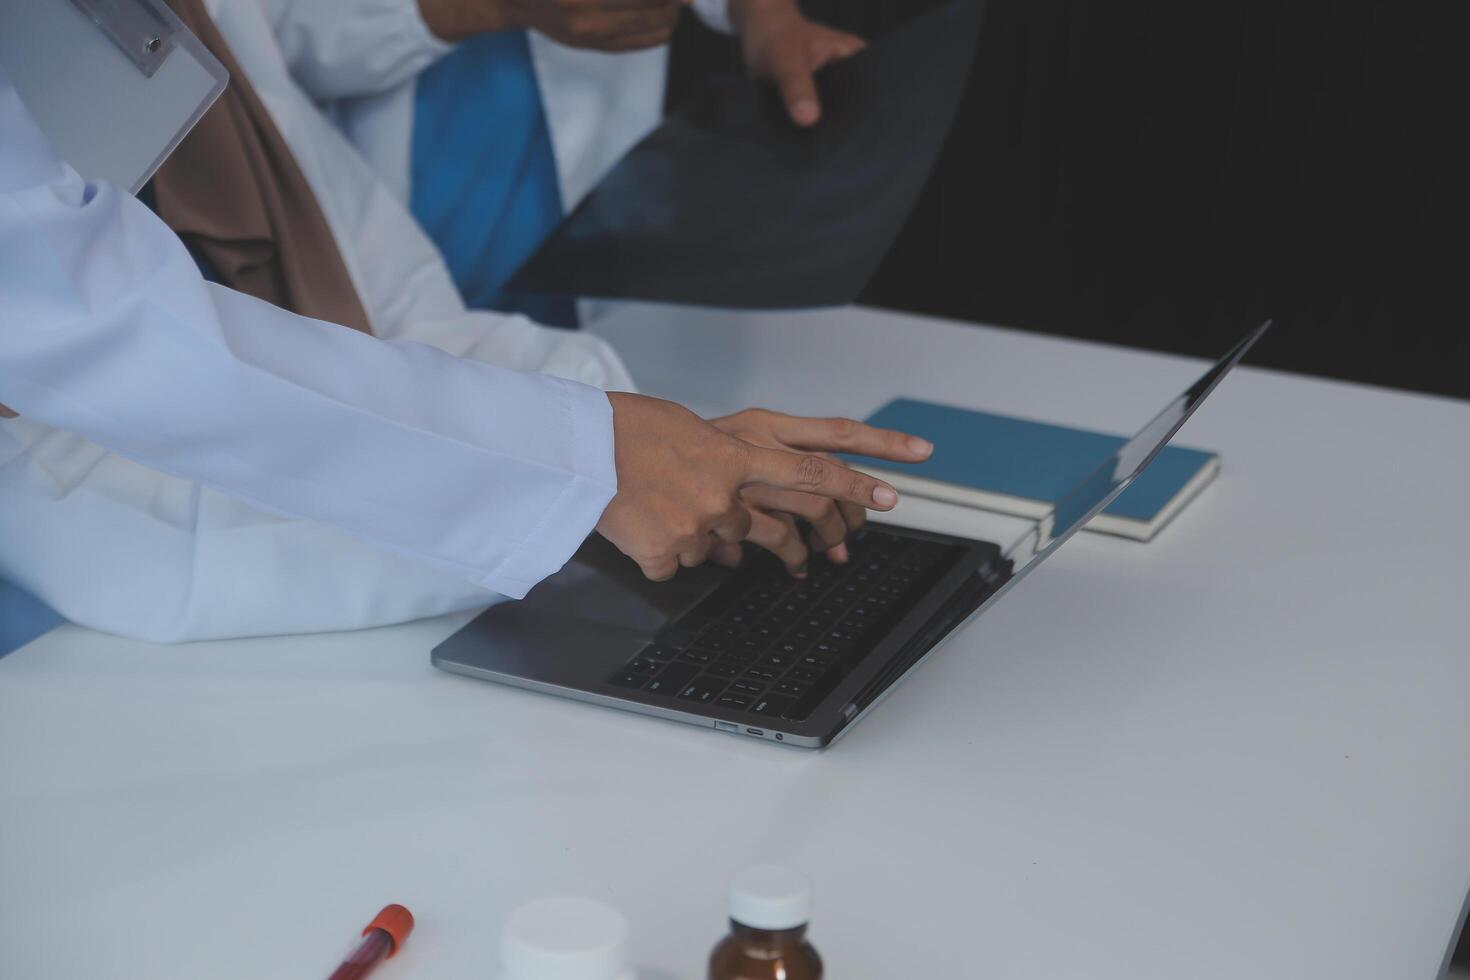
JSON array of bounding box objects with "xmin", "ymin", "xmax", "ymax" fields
[{"xmin": 149, "ymin": 0, "xmax": 375, "ymax": 335}]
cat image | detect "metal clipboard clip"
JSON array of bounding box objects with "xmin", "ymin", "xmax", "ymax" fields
[
  {"xmin": 0, "ymin": 0, "xmax": 228, "ymax": 193},
  {"xmin": 70, "ymin": 0, "xmax": 178, "ymax": 77}
]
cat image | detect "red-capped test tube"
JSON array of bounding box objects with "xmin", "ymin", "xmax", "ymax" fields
[{"xmin": 328, "ymin": 904, "xmax": 414, "ymax": 980}]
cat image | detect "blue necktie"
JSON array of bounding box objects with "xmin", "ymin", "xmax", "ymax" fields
[{"xmin": 411, "ymin": 31, "xmax": 577, "ymax": 327}]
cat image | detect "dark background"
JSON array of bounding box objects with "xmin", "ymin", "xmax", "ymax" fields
[{"xmin": 669, "ymin": 1, "xmax": 1469, "ymax": 400}]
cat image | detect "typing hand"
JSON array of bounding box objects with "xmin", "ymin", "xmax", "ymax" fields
[
  {"xmin": 596, "ymin": 393, "xmax": 901, "ymax": 581},
  {"xmin": 731, "ymin": 0, "xmax": 867, "ymax": 127},
  {"xmin": 421, "ymin": 0, "xmax": 684, "ymax": 50},
  {"xmin": 711, "ymin": 409, "xmax": 932, "ymax": 572},
  {"xmin": 0, "ymin": 404, "xmax": 14, "ymax": 419}
]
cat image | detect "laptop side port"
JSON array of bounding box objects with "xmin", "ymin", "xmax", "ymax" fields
[
  {"xmin": 746, "ymin": 728, "xmax": 765, "ymax": 737},
  {"xmin": 715, "ymin": 721, "xmax": 739, "ymax": 733}
]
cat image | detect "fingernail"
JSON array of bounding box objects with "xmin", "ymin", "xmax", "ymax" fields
[
  {"xmin": 794, "ymin": 100, "xmax": 819, "ymax": 125},
  {"xmin": 908, "ymin": 436, "xmax": 934, "ymax": 457},
  {"xmin": 873, "ymin": 486, "xmax": 899, "ymax": 508},
  {"xmin": 793, "ymin": 562, "xmax": 809, "ymax": 579},
  {"xmin": 829, "ymin": 542, "xmax": 850, "ymax": 564}
]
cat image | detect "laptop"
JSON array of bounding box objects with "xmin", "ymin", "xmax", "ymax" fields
[{"xmin": 433, "ymin": 323, "xmax": 1270, "ymax": 747}]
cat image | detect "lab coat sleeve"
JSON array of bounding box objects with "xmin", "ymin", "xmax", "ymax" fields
[
  {"xmin": 0, "ymin": 69, "xmax": 616, "ymax": 602},
  {"xmin": 257, "ymin": 0, "xmax": 450, "ymax": 100}
]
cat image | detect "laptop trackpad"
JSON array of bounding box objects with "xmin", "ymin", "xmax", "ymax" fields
[
  {"xmin": 443, "ymin": 536, "xmax": 731, "ymax": 685},
  {"xmin": 517, "ymin": 534, "xmax": 730, "ymax": 633}
]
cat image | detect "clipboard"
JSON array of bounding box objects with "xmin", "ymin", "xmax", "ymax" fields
[{"xmin": 0, "ymin": 0, "xmax": 227, "ymax": 194}]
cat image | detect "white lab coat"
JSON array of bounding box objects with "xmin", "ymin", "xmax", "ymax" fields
[
  {"xmin": 0, "ymin": 0, "xmax": 638, "ymax": 643},
  {"xmin": 260, "ymin": 0, "xmax": 732, "ymax": 213}
]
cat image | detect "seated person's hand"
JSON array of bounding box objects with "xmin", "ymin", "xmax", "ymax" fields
[
  {"xmin": 422, "ymin": 0, "xmax": 683, "ymax": 50},
  {"xmin": 730, "ymin": 0, "xmax": 867, "ymax": 127},
  {"xmin": 711, "ymin": 409, "xmax": 932, "ymax": 571},
  {"xmin": 596, "ymin": 393, "xmax": 902, "ymax": 581},
  {"xmin": 0, "ymin": 404, "xmax": 14, "ymax": 419}
]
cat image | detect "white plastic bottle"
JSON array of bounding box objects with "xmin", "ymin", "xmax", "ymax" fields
[{"xmin": 497, "ymin": 896, "xmax": 636, "ymax": 980}]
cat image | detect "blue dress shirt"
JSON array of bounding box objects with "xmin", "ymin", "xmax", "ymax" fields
[{"xmin": 411, "ymin": 31, "xmax": 577, "ymax": 327}]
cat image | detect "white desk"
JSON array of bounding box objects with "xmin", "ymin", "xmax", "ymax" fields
[{"xmin": 3, "ymin": 304, "xmax": 1469, "ymax": 979}]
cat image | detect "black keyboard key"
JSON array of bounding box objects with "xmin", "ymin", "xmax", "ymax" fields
[
  {"xmin": 678, "ymin": 649, "xmax": 718, "ymax": 665},
  {"xmin": 645, "ymin": 662, "xmax": 699, "ymax": 695},
  {"xmin": 731, "ymin": 680, "xmax": 766, "ymax": 696},
  {"xmin": 679, "ymin": 678, "xmax": 727, "ymax": 703},
  {"xmin": 608, "ymin": 671, "xmax": 649, "ymax": 690},
  {"xmin": 716, "ymin": 694, "xmax": 752, "ymax": 710},
  {"xmin": 750, "ymin": 694, "xmax": 795, "ymax": 716},
  {"xmin": 627, "ymin": 658, "xmax": 662, "ymax": 674},
  {"xmin": 761, "ymin": 652, "xmax": 796, "ymax": 669},
  {"xmin": 787, "ymin": 666, "xmax": 822, "ymax": 682},
  {"xmin": 775, "ymin": 680, "xmax": 810, "ymax": 697},
  {"xmin": 641, "ymin": 644, "xmax": 680, "ymax": 661},
  {"xmin": 745, "ymin": 666, "xmax": 780, "ymax": 682},
  {"xmin": 722, "ymin": 647, "xmax": 761, "ymax": 664},
  {"xmin": 706, "ymin": 662, "xmax": 742, "ymax": 678}
]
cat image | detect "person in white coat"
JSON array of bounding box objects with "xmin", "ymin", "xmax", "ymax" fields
[
  {"xmin": 261, "ymin": 0, "xmax": 866, "ymax": 325},
  {"xmin": 0, "ymin": 0, "xmax": 924, "ymax": 646}
]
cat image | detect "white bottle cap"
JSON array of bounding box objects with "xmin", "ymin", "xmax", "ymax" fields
[
  {"xmin": 500, "ymin": 896, "xmax": 634, "ymax": 980},
  {"xmin": 727, "ymin": 865, "xmax": 812, "ymax": 931}
]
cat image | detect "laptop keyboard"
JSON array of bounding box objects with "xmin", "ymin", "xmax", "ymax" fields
[{"xmin": 606, "ymin": 528, "xmax": 960, "ymax": 722}]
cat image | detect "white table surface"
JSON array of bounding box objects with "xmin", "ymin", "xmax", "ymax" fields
[{"xmin": 3, "ymin": 304, "xmax": 1469, "ymax": 980}]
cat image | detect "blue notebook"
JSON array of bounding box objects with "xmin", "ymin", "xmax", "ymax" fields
[{"xmin": 845, "ymin": 398, "xmax": 1220, "ymax": 541}]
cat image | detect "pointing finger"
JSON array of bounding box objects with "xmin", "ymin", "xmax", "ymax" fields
[
  {"xmin": 744, "ymin": 447, "xmax": 900, "ymax": 511},
  {"xmin": 767, "ymin": 39, "xmax": 821, "ymax": 126},
  {"xmin": 772, "ymin": 415, "xmax": 933, "ymax": 462}
]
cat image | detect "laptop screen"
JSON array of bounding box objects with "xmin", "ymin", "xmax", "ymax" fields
[{"xmin": 981, "ymin": 321, "xmax": 1271, "ymax": 610}]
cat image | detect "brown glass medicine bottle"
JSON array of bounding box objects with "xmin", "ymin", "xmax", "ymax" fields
[{"xmin": 708, "ymin": 866, "xmax": 822, "ymax": 980}]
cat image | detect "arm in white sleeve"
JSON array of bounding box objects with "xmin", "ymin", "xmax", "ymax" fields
[
  {"xmin": 256, "ymin": 0, "xmax": 450, "ymax": 100},
  {"xmin": 0, "ymin": 68, "xmax": 615, "ymax": 601}
]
